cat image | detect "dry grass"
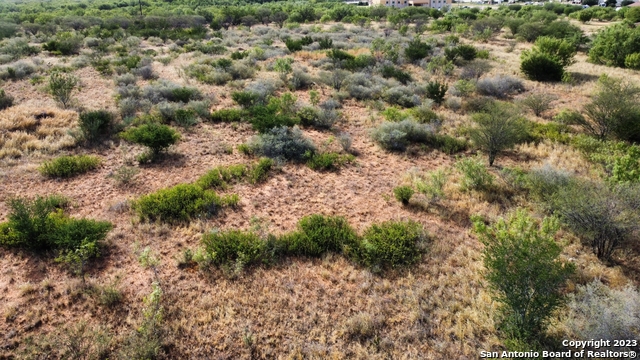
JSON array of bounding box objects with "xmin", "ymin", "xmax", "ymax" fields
[{"xmin": 0, "ymin": 105, "xmax": 79, "ymax": 159}]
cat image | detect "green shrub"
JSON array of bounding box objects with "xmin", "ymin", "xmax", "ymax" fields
[
  {"xmin": 430, "ymin": 134, "xmax": 468, "ymax": 154},
  {"xmin": 42, "ymin": 33, "xmax": 83, "ymax": 56},
  {"xmin": 39, "ymin": 155, "xmax": 101, "ymax": 178},
  {"xmin": 202, "ymin": 230, "xmax": 268, "ymax": 268},
  {"xmin": 306, "ymin": 152, "xmax": 354, "ymax": 171},
  {"xmin": 393, "ymin": 185, "xmax": 414, "ymax": 205},
  {"xmin": 248, "ymin": 104, "xmax": 300, "ymax": 133},
  {"xmin": 574, "ymin": 75, "xmax": 640, "ymax": 141},
  {"xmin": 447, "ymin": 44, "xmax": 477, "ymax": 61},
  {"xmin": 231, "ymin": 91, "xmax": 260, "ymax": 108},
  {"xmin": 380, "ymin": 65, "xmax": 412, "ymax": 85},
  {"xmin": 120, "ymin": 123, "xmax": 181, "ymax": 158},
  {"xmin": 134, "ymin": 183, "xmax": 237, "ymax": 223},
  {"xmin": 425, "ymin": 80, "xmax": 448, "ymax": 105},
  {"xmin": 47, "ymin": 71, "xmax": 79, "ymax": 108},
  {"xmin": 624, "ymin": 53, "xmax": 640, "ymax": 70},
  {"xmin": 588, "ymin": 23, "xmax": 640, "ymax": 68},
  {"xmin": 209, "ymin": 108, "xmax": 248, "ymax": 123},
  {"xmin": 469, "ymin": 102, "xmax": 529, "ymax": 166},
  {"xmin": 521, "ymin": 52, "xmax": 564, "ymax": 82},
  {"xmin": 196, "ymin": 164, "xmax": 247, "ymax": 189},
  {"xmin": 611, "ymin": 146, "xmax": 640, "ymax": 184},
  {"xmin": 249, "ymin": 157, "xmax": 274, "ymax": 184},
  {"xmin": 455, "ymin": 156, "xmax": 494, "ymax": 191},
  {"xmin": 519, "ymin": 93, "xmax": 556, "ymax": 117},
  {"xmin": 174, "ymin": 109, "xmax": 198, "ymax": 128},
  {"xmin": 357, "ymin": 220, "xmax": 426, "ymax": 271},
  {"xmin": 0, "ymin": 195, "xmax": 111, "ymax": 253},
  {"xmin": 0, "ymin": 89, "xmax": 14, "ymax": 110},
  {"xmin": 285, "ymin": 39, "xmax": 303, "ymax": 52},
  {"xmin": 405, "ymin": 37, "xmax": 431, "ymax": 62},
  {"xmin": 283, "ymin": 215, "xmax": 359, "ymax": 257},
  {"xmin": 79, "ymin": 110, "xmax": 113, "ymax": 142},
  {"xmin": 472, "ymin": 210, "xmax": 574, "ymax": 339}
]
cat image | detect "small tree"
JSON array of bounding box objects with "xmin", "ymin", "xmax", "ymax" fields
[
  {"xmin": 469, "ymin": 102, "xmax": 528, "ymax": 166},
  {"xmin": 472, "ymin": 210, "xmax": 575, "ymax": 339},
  {"xmin": 47, "ymin": 71, "xmax": 79, "ymax": 108},
  {"xmin": 576, "ymin": 75, "xmax": 640, "ymax": 141}
]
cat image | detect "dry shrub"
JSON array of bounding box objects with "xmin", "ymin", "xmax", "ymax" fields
[{"xmin": 0, "ymin": 105, "xmax": 79, "ymax": 158}]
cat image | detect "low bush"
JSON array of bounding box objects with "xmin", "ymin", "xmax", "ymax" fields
[
  {"xmin": 445, "ymin": 44, "xmax": 477, "ymax": 61},
  {"xmin": 0, "ymin": 61, "xmax": 37, "ymax": 81},
  {"xmin": 565, "ymin": 280, "xmax": 640, "ymax": 350},
  {"xmin": 380, "ymin": 65, "xmax": 412, "ymax": 85},
  {"xmin": 196, "ymin": 164, "xmax": 247, "ymax": 189},
  {"xmin": 120, "ymin": 123, "xmax": 181, "ymax": 160},
  {"xmin": 39, "ymin": 155, "xmax": 101, "ymax": 178},
  {"xmin": 79, "ymin": 110, "xmax": 114, "ymax": 143},
  {"xmin": 370, "ymin": 119, "xmax": 441, "ymax": 151},
  {"xmin": 306, "ymin": 152, "xmax": 355, "ymax": 171},
  {"xmin": 283, "ymin": 215, "xmax": 360, "ymax": 257},
  {"xmin": 43, "ymin": 33, "xmax": 83, "ymax": 56},
  {"xmin": 455, "ymin": 156, "xmax": 494, "ymax": 191},
  {"xmin": 469, "ymin": 102, "xmax": 529, "ymax": 166},
  {"xmin": 249, "ymin": 157, "xmax": 274, "ymax": 184},
  {"xmin": 202, "ymin": 230, "xmax": 268, "ymax": 268},
  {"xmin": 247, "ymin": 126, "xmax": 316, "ymax": 162},
  {"xmin": 142, "ymin": 81, "xmax": 202, "ymax": 104},
  {"xmin": 393, "ymin": 185, "xmax": 414, "ymax": 205},
  {"xmin": 0, "ymin": 195, "xmax": 111, "ymax": 254},
  {"xmin": 357, "ymin": 220, "xmax": 426, "ymax": 271},
  {"xmin": 209, "ymin": 108, "xmax": 249, "ymax": 123},
  {"xmin": 521, "ymin": 53, "xmax": 565, "ymax": 82},
  {"xmin": 47, "ymin": 72, "xmax": 79, "ymax": 108},
  {"xmin": 0, "ymin": 89, "xmax": 13, "ymax": 110},
  {"xmin": 133, "ymin": 183, "xmax": 238, "ymax": 223},
  {"xmin": 476, "ymin": 75, "xmax": 525, "ymax": 98},
  {"xmin": 425, "ymin": 80, "xmax": 448, "ymax": 105},
  {"xmin": 519, "ymin": 93, "xmax": 556, "ymax": 117},
  {"xmin": 405, "ymin": 37, "xmax": 431, "ymax": 62}
]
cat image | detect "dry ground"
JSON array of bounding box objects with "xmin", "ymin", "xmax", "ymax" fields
[{"xmin": 0, "ymin": 20, "xmax": 638, "ymax": 359}]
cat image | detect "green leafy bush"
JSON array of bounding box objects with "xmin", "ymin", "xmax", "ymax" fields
[
  {"xmin": 393, "ymin": 185, "xmax": 414, "ymax": 205},
  {"xmin": 469, "ymin": 102, "xmax": 529, "ymax": 166},
  {"xmin": 249, "ymin": 157, "xmax": 274, "ymax": 184},
  {"xmin": 588, "ymin": 23, "xmax": 640, "ymax": 68},
  {"xmin": 134, "ymin": 184, "xmax": 237, "ymax": 223},
  {"xmin": 473, "ymin": 210, "xmax": 574, "ymax": 339},
  {"xmin": 196, "ymin": 164, "xmax": 247, "ymax": 189},
  {"xmin": 202, "ymin": 230, "xmax": 268, "ymax": 268},
  {"xmin": 357, "ymin": 220, "xmax": 426, "ymax": 271},
  {"xmin": 425, "ymin": 80, "xmax": 448, "ymax": 105},
  {"xmin": 79, "ymin": 110, "xmax": 114, "ymax": 142},
  {"xmin": 120, "ymin": 123, "xmax": 181, "ymax": 158},
  {"xmin": 405, "ymin": 37, "xmax": 431, "ymax": 62},
  {"xmin": 521, "ymin": 36, "xmax": 575, "ymax": 82},
  {"xmin": 39, "ymin": 155, "xmax": 101, "ymax": 178},
  {"xmin": 306, "ymin": 152, "xmax": 354, "ymax": 171},
  {"xmin": 47, "ymin": 71, "xmax": 79, "ymax": 108},
  {"xmin": 231, "ymin": 91, "xmax": 260, "ymax": 108},
  {"xmin": 455, "ymin": 157, "xmax": 494, "ymax": 191},
  {"xmin": 283, "ymin": 215, "xmax": 359, "ymax": 257},
  {"xmin": 0, "ymin": 195, "xmax": 111, "ymax": 254},
  {"xmin": 380, "ymin": 65, "xmax": 412, "ymax": 85},
  {"xmin": 209, "ymin": 108, "xmax": 248, "ymax": 123},
  {"xmin": 625, "ymin": 53, "xmax": 640, "ymax": 70}
]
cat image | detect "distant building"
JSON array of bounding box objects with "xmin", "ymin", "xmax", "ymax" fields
[{"xmin": 368, "ymin": 0, "xmax": 451, "ymax": 9}]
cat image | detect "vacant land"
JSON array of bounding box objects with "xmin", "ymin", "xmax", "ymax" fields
[{"xmin": 0, "ymin": 1, "xmax": 639, "ymax": 359}]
